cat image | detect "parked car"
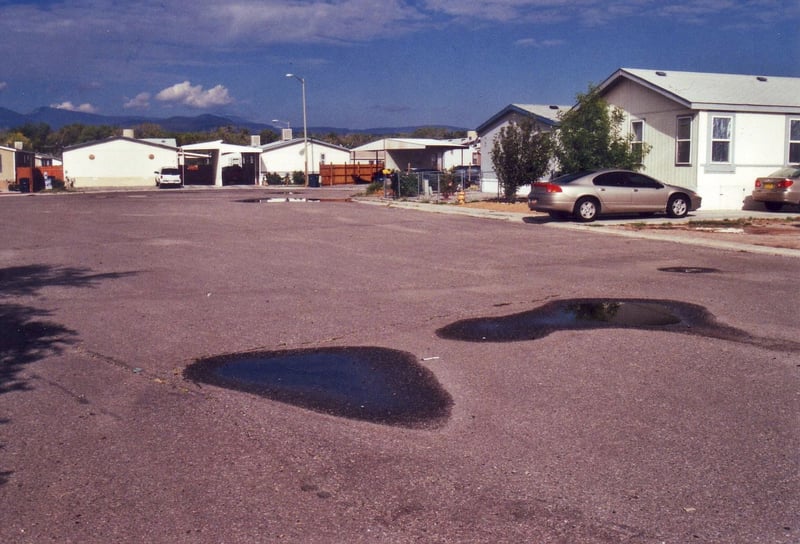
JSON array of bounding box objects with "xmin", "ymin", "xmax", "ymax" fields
[
  {"xmin": 155, "ymin": 167, "xmax": 182, "ymax": 188},
  {"xmin": 750, "ymin": 166, "xmax": 800, "ymax": 211},
  {"xmin": 528, "ymin": 169, "xmax": 702, "ymax": 222},
  {"xmin": 452, "ymin": 165, "xmax": 481, "ymax": 187}
]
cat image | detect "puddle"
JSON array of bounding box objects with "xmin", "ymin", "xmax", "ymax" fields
[
  {"xmin": 240, "ymin": 197, "xmax": 320, "ymax": 203},
  {"xmin": 436, "ymin": 298, "xmax": 800, "ymax": 351},
  {"xmin": 658, "ymin": 266, "xmax": 719, "ymax": 274},
  {"xmin": 184, "ymin": 346, "xmax": 452, "ymax": 428},
  {"xmin": 239, "ymin": 197, "xmax": 351, "ymax": 203}
]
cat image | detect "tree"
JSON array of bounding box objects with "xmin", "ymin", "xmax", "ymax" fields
[
  {"xmin": 555, "ymin": 85, "xmax": 649, "ymax": 173},
  {"xmin": 491, "ymin": 117, "xmax": 553, "ymax": 201}
]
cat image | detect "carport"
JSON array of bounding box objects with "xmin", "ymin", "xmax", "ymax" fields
[
  {"xmin": 351, "ymin": 138, "xmax": 467, "ymax": 172},
  {"xmin": 180, "ymin": 140, "xmax": 262, "ymax": 186}
]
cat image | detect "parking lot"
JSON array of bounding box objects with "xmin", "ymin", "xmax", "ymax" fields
[{"xmin": 1, "ymin": 187, "xmax": 798, "ymax": 543}]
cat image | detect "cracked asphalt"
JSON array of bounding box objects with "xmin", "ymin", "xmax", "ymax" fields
[{"xmin": 1, "ymin": 186, "xmax": 798, "ymax": 543}]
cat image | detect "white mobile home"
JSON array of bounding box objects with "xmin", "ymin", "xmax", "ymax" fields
[
  {"xmin": 476, "ymin": 104, "xmax": 568, "ymax": 195},
  {"xmin": 63, "ymin": 137, "xmax": 179, "ymax": 188},
  {"xmin": 259, "ymin": 137, "xmax": 350, "ymax": 179},
  {"xmin": 597, "ymin": 68, "xmax": 800, "ymax": 209}
]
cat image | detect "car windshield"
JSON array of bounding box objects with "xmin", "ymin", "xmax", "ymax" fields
[
  {"xmin": 552, "ymin": 171, "xmax": 594, "ymax": 185},
  {"xmin": 161, "ymin": 168, "xmax": 180, "ymax": 175},
  {"xmin": 767, "ymin": 167, "xmax": 800, "ymax": 178}
]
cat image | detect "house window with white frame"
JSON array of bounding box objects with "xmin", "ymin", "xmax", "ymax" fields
[
  {"xmin": 711, "ymin": 115, "xmax": 733, "ymax": 163},
  {"xmin": 631, "ymin": 120, "xmax": 644, "ymax": 164},
  {"xmin": 676, "ymin": 116, "xmax": 692, "ymax": 165},
  {"xmin": 789, "ymin": 119, "xmax": 800, "ymax": 164}
]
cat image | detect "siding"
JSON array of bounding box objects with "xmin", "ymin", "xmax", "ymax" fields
[
  {"xmin": 64, "ymin": 139, "xmax": 178, "ymax": 188},
  {"xmin": 604, "ymin": 79, "xmax": 698, "ymax": 188}
]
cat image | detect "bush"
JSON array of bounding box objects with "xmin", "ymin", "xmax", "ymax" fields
[
  {"xmin": 291, "ymin": 171, "xmax": 304, "ymax": 185},
  {"xmin": 264, "ymin": 172, "xmax": 283, "ymax": 185}
]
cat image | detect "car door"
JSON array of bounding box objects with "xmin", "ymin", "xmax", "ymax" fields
[
  {"xmin": 626, "ymin": 173, "xmax": 667, "ymax": 211},
  {"xmin": 592, "ymin": 172, "xmax": 631, "ymax": 211}
]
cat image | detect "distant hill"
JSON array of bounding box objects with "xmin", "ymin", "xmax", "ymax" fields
[{"xmin": 0, "ymin": 107, "xmax": 467, "ymax": 135}]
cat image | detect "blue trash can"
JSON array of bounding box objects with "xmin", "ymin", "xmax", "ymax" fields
[{"xmin": 19, "ymin": 178, "xmax": 30, "ymax": 193}]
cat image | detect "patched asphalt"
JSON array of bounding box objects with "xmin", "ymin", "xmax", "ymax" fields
[{"xmin": 1, "ymin": 186, "xmax": 798, "ymax": 543}]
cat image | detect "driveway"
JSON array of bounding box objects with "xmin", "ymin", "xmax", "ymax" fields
[{"xmin": 1, "ymin": 187, "xmax": 798, "ymax": 543}]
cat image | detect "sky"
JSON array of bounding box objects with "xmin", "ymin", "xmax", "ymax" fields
[{"xmin": 1, "ymin": 0, "xmax": 798, "ymax": 130}]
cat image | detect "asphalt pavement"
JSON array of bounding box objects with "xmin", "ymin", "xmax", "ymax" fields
[{"xmin": 1, "ymin": 186, "xmax": 798, "ymax": 543}]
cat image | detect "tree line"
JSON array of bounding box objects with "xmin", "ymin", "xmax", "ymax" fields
[
  {"xmin": 1, "ymin": 121, "xmax": 467, "ymax": 157},
  {"xmin": 491, "ymin": 85, "xmax": 650, "ymax": 200}
]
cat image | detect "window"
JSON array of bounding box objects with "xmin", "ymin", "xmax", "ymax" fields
[
  {"xmin": 711, "ymin": 115, "xmax": 733, "ymax": 163},
  {"xmin": 627, "ymin": 173, "xmax": 662, "ymax": 189},
  {"xmin": 676, "ymin": 116, "xmax": 692, "ymax": 165},
  {"xmin": 789, "ymin": 119, "xmax": 800, "ymax": 164},
  {"xmin": 630, "ymin": 120, "xmax": 644, "ymax": 164},
  {"xmin": 593, "ymin": 172, "xmax": 628, "ymax": 187}
]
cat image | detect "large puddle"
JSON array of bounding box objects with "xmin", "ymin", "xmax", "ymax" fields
[
  {"xmin": 184, "ymin": 346, "xmax": 452, "ymax": 428},
  {"xmin": 436, "ymin": 298, "xmax": 800, "ymax": 351}
]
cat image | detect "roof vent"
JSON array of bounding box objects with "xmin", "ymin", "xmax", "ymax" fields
[
  {"xmin": 549, "ymin": 105, "xmax": 559, "ymax": 110},
  {"xmin": 655, "ymin": 71, "xmax": 667, "ymax": 77},
  {"xmin": 756, "ymin": 76, "xmax": 768, "ymax": 82}
]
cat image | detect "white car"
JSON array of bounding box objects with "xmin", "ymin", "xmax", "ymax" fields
[{"xmin": 155, "ymin": 167, "xmax": 182, "ymax": 188}]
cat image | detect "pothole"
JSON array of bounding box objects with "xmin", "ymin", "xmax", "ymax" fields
[
  {"xmin": 436, "ymin": 298, "xmax": 799, "ymax": 351},
  {"xmin": 184, "ymin": 346, "xmax": 452, "ymax": 428}
]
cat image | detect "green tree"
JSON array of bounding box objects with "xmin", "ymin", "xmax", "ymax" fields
[
  {"xmin": 555, "ymin": 85, "xmax": 649, "ymax": 173},
  {"xmin": 490, "ymin": 117, "xmax": 553, "ymax": 201},
  {"xmin": 2, "ymin": 131, "xmax": 32, "ymax": 149},
  {"xmin": 259, "ymin": 129, "xmax": 280, "ymax": 145}
]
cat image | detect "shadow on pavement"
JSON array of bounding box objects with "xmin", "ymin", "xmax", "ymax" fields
[{"xmin": 0, "ymin": 265, "xmax": 138, "ymax": 487}]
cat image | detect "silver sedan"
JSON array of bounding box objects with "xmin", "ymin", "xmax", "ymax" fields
[{"xmin": 528, "ymin": 169, "xmax": 702, "ymax": 222}]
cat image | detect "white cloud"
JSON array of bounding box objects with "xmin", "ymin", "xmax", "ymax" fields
[
  {"xmin": 515, "ymin": 37, "xmax": 565, "ymax": 47},
  {"xmin": 155, "ymin": 81, "xmax": 234, "ymax": 108},
  {"xmin": 51, "ymin": 101, "xmax": 98, "ymax": 113},
  {"xmin": 124, "ymin": 92, "xmax": 151, "ymax": 109}
]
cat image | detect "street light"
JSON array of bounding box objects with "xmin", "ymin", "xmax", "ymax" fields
[
  {"xmin": 285, "ymin": 73, "xmax": 309, "ymax": 187},
  {"xmin": 271, "ymin": 119, "xmax": 290, "ymax": 128}
]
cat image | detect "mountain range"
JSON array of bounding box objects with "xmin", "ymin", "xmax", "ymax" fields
[{"xmin": 0, "ymin": 106, "xmax": 465, "ymax": 135}]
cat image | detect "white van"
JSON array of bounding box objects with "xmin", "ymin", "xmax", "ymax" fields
[{"xmin": 155, "ymin": 167, "xmax": 182, "ymax": 188}]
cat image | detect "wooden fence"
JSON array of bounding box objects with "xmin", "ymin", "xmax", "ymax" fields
[{"xmin": 319, "ymin": 163, "xmax": 384, "ymax": 186}]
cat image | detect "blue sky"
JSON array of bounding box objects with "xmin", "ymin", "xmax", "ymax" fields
[{"xmin": 1, "ymin": 0, "xmax": 798, "ymax": 130}]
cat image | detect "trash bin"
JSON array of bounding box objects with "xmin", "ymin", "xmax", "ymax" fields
[
  {"xmin": 19, "ymin": 178, "xmax": 30, "ymax": 193},
  {"xmin": 308, "ymin": 174, "xmax": 320, "ymax": 187}
]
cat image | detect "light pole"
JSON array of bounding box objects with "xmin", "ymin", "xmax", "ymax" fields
[{"xmin": 285, "ymin": 73, "xmax": 308, "ymax": 186}]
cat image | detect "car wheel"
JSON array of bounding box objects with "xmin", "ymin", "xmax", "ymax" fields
[
  {"xmin": 574, "ymin": 197, "xmax": 599, "ymax": 222},
  {"xmin": 667, "ymin": 194, "xmax": 689, "ymax": 218},
  {"xmin": 764, "ymin": 202, "xmax": 783, "ymax": 212}
]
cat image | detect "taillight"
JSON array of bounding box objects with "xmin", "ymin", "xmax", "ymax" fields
[
  {"xmin": 755, "ymin": 179, "xmax": 762, "ymax": 188},
  {"xmin": 535, "ymin": 182, "xmax": 562, "ymax": 193},
  {"xmin": 780, "ymin": 179, "xmax": 794, "ymax": 189}
]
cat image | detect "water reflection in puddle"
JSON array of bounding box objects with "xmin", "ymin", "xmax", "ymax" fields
[
  {"xmin": 437, "ymin": 298, "xmax": 799, "ymax": 351},
  {"xmin": 658, "ymin": 266, "xmax": 720, "ymax": 274},
  {"xmin": 239, "ymin": 197, "xmax": 351, "ymax": 203},
  {"xmin": 184, "ymin": 346, "xmax": 452, "ymax": 428}
]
